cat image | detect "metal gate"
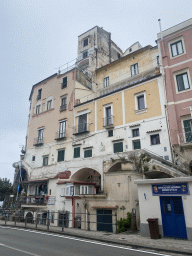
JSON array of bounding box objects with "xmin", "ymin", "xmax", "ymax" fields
[
  {"xmin": 97, "ymin": 210, "xmax": 113, "ymax": 232},
  {"xmin": 160, "ymin": 196, "xmax": 187, "ymax": 239}
]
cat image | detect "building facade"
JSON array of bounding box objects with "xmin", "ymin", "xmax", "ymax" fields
[{"xmin": 157, "ymin": 19, "xmax": 192, "ymax": 173}]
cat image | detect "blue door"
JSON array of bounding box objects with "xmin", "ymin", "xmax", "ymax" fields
[
  {"xmin": 160, "ymin": 196, "xmax": 187, "ymax": 239},
  {"xmin": 97, "ymin": 210, "xmax": 113, "ymax": 232}
]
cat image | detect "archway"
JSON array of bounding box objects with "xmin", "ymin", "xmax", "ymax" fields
[{"xmin": 26, "ymin": 212, "xmax": 33, "ymax": 223}]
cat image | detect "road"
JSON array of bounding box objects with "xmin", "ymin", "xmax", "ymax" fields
[{"xmin": 0, "ymin": 226, "xmax": 179, "ymax": 256}]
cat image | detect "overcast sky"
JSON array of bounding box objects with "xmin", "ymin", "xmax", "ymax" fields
[{"xmin": 0, "ymin": 0, "xmax": 191, "ymax": 183}]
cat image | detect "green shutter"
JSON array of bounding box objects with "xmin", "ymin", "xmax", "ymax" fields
[
  {"xmin": 114, "ymin": 142, "xmax": 123, "ymax": 153},
  {"xmin": 84, "ymin": 149, "xmax": 92, "ymax": 158},
  {"xmin": 133, "ymin": 140, "xmax": 141, "ymax": 150},
  {"xmin": 74, "ymin": 147, "xmax": 80, "ymax": 158},
  {"xmin": 62, "ymin": 77, "xmax": 67, "ymax": 89},
  {"xmin": 58, "ymin": 150, "xmax": 65, "ymax": 162}
]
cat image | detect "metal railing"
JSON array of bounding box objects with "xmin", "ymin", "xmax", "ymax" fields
[
  {"xmin": 20, "ymin": 196, "xmax": 47, "ymax": 205},
  {"xmin": 178, "ymin": 131, "xmax": 192, "ymax": 145},
  {"xmin": 60, "ymin": 104, "xmax": 67, "ymax": 112},
  {"xmin": 103, "ymin": 116, "xmax": 114, "ymax": 127},
  {"xmin": 36, "ymin": 94, "xmax": 41, "ymax": 101},
  {"xmin": 0, "ymin": 210, "xmax": 118, "ymax": 233},
  {"xmin": 73, "ymin": 123, "xmax": 89, "ymax": 135},
  {"xmin": 55, "ymin": 131, "xmax": 66, "ymax": 140},
  {"xmin": 33, "ymin": 137, "xmax": 43, "ymax": 146}
]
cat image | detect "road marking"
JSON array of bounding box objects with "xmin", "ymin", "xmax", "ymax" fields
[
  {"xmin": 0, "ymin": 242, "xmax": 41, "ymax": 256},
  {"xmin": 0, "ymin": 226, "xmax": 172, "ymax": 256}
]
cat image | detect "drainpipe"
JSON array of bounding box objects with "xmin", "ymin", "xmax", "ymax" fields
[{"xmin": 109, "ymin": 32, "xmax": 111, "ymax": 64}]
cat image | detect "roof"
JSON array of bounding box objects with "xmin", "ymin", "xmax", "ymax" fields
[
  {"xmin": 54, "ymin": 171, "xmax": 71, "ymax": 179},
  {"xmin": 21, "ymin": 179, "xmax": 48, "ymax": 184},
  {"xmin": 134, "ymin": 177, "xmax": 192, "ymax": 185}
]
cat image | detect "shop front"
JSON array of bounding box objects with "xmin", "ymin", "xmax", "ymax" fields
[{"xmin": 135, "ymin": 177, "xmax": 192, "ymax": 240}]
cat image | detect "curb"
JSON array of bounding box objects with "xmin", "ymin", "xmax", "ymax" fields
[{"xmin": 0, "ymin": 224, "xmax": 191, "ymax": 255}]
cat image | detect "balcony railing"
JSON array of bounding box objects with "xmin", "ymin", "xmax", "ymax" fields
[
  {"xmin": 73, "ymin": 123, "xmax": 89, "ymax": 135},
  {"xmin": 33, "ymin": 137, "xmax": 43, "ymax": 146},
  {"xmin": 103, "ymin": 116, "xmax": 114, "ymax": 128},
  {"xmin": 60, "ymin": 104, "xmax": 67, "ymax": 112},
  {"xmin": 178, "ymin": 131, "xmax": 192, "ymax": 145},
  {"xmin": 55, "ymin": 131, "xmax": 66, "ymax": 140},
  {"xmin": 36, "ymin": 94, "xmax": 41, "ymax": 101},
  {"xmin": 21, "ymin": 196, "xmax": 47, "ymax": 205}
]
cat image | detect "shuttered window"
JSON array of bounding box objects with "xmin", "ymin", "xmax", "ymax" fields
[
  {"xmin": 62, "ymin": 77, "xmax": 67, "ymax": 89},
  {"xmin": 133, "ymin": 140, "xmax": 141, "ymax": 150},
  {"xmin": 43, "ymin": 156, "xmax": 48, "ymax": 166},
  {"xmin": 57, "ymin": 149, "xmax": 65, "ymax": 162},
  {"xmin": 74, "ymin": 147, "xmax": 80, "ymax": 158},
  {"xmin": 84, "ymin": 149, "xmax": 92, "ymax": 158},
  {"xmin": 113, "ymin": 142, "xmax": 123, "ymax": 153}
]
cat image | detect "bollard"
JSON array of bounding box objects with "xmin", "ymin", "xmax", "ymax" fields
[
  {"xmin": 36, "ymin": 215, "xmax": 38, "ymax": 228},
  {"xmin": 47, "ymin": 211, "xmax": 49, "ymax": 231},
  {"xmin": 62, "ymin": 213, "xmax": 64, "ymax": 232},
  {"xmin": 25, "ymin": 216, "xmax": 27, "ymax": 227},
  {"xmin": 14, "ymin": 214, "xmax": 16, "ymax": 226},
  {"xmin": 115, "ymin": 212, "xmax": 118, "ymax": 234},
  {"xmin": 87, "ymin": 211, "xmax": 90, "ymax": 231},
  {"xmin": 5, "ymin": 214, "xmax": 7, "ymax": 225},
  {"xmin": 19, "ymin": 210, "xmax": 21, "ymax": 223}
]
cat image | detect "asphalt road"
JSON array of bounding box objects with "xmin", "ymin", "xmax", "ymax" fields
[{"xmin": 0, "ymin": 226, "xmax": 176, "ymax": 256}]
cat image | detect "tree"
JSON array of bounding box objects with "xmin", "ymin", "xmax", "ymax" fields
[{"xmin": 0, "ymin": 178, "xmax": 13, "ymax": 201}]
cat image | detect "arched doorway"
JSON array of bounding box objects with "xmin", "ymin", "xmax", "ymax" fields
[{"xmin": 26, "ymin": 212, "xmax": 33, "ymax": 223}]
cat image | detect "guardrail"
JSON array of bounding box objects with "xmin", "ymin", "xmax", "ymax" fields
[{"xmin": 0, "ymin": 210, "xmax": 118, "ymax": 233}]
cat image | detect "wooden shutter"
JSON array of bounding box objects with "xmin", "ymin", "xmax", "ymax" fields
[
  {"xmin": 114, "ymin": 142, "xmax": 123, "ymax": 153},
  {"xmin": 84, "ymin": 149, "xmax": 92, "ymax": 158},
  {"xmin": 74, "ymin": 147, "xmax": 80, "ymax": 158},
  {"xmin": 58, "ymin": 150, "xmax": 64, "ymax": 162}
]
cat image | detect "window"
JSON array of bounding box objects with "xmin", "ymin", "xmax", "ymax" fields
[
  {"xmin": 171, "ymin": 40, "xmax": 184, "ymax": 57},
  {"xmin": 137, "ymin": 95, "xmax": 145, "ymax": 110},
  {"xmin": 62, "ymin": 77, "xmax": 67, "ymax": 89},
  {"xmin": 37, "ymin": 89, "xmax": 42, "ymax": 100},
  {"xmin": 84, "ymin": 38, "xmax": 88, "ymax": 47},
  {"xmin": 104, "ymin": 106, "xmax": 112, "ymax": 126},
  {"xmin": 78, "ymin": 114, "xmax": 88, "ymax": 133},
  {"xmin": 151, "ymin": 134, "xmax": 160, "ymax": 145},
  {"xmin": 84, "ymin": 149, "xmax": 92, "ymax": 158},
  {"xmin": 59, "ymin": 120, "xmax": 66, "ymax": 138},
  {"xmin": 131, "ymin": 63, "xmax": 139, "ymax": 76},
  {"xmin": 74, "ymin": 147, "xmax": 80, "ymax": 158},
  {"xmin": 80, "ymin": 186, "xmax": 93, "ymax": 195},
  {"xmin": 57, "ymin": 149, "xmax": 65, "ymax": 162},
  {"xmin": 36, "ymin": 105, "xmax": 41, "ymax": 115},
  {"xmin": 103, "ymin": 76, "xmax": 109, "ymax": 88},
  {"xmin": 47, "ymin": 100, "xmax": 52, "ymax": 110},
  {"xmin": 32, "ymin": 156, "xmax": 35, "ymax": 161},
  {"xmin": 37, "ymin": 129, "xmax": 43, "ymax": 144},
  {"xmin": 113, "ymin": 142, "xmax": 123, "ymax": 153},
  {"xmin": 129, "ymin": 48, "xmax": 132, "ymax": 53},
  {"xmin": 60, "ymin": 97, "xmax": 67, "ymax": 111},
  {"xmin": 60, "ymin": 187, "xmax": 65, "ymax": 197},
  {"xmin": 133, "ymin": 140, "xmax": 141, "ymax": 150},
  {"xmin": 176, "ymin": 73, "xmax": 190, "ymax": 92},
  {"xmin": 183, "ymin": 119, "xmax": 192, "ymax": 143},
  {"xmin": 117, "ymin": 53, "xmax": 121, "ymax": 59},
  {"xmin": 43, "ymin": 156, "xmax": 48, "ymax": 166},
  {"xmin": 132, "ymin": 128, "xmax": 139, "ymax": 137},
  {"xmin": 49, "ymin": 189, "xmax": 51, "ymax": 195},
  {"xmin": 108, "ymin": 130, "xmax": 113, "ymax": 137},
  {"xmin": 83, "ymin": 51, "xmax": 88, "ymax": 59},
  {"xmin": 157, "ymin": 55, "xmax": 160, "ymax": 65}
]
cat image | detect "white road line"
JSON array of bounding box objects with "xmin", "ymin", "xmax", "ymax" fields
[
  {"xmin": 0, "ymin": 226, "xmax": 172, "ymax": 256},
  {"xmin": 0, "ymin": 242, "xmax": 41, "ymax": 256}
]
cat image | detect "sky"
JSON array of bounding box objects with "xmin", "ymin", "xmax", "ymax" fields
[{"xmin": 0, "ymin": 0, "xmax": 191, "ymax": 183}]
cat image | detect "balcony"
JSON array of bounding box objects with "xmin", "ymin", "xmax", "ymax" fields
[
  {"xmin": 33, "ymin": 138, "xmax": 43, "ymax": 146},
  {"xmin": 73, "ymin": 123, "xmax": 89, "ymax": 135},
  {"xmin": 103, "ymin": 116, "xmax": 114, "ymax": 128},
  {"xmin": 178, "ymin": 131, "xmax": 192, "ymax": 148},
  {"xmin": 55, "ymin": 131, "xmax": 66, "ymax": 141},
  {"xmin": 21, "ymin": 195, "xmax": 47, "ymax": 206},
  {"xmin": 60, "ymin": 104, "xmax": 67, "ymax": 112}
]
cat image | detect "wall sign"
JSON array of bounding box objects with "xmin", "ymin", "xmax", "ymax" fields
[
  {"xmin": 47, "ymin": 197, "xmax": 55, "ymax": 205},
  {"xmin": 152, "ymin": 183, "xmax": 189, "ymax": 195}
]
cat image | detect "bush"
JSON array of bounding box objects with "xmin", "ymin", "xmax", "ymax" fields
[{"xmin": 117, "ymin": 212, "xmax": 132, "ymax": 233}]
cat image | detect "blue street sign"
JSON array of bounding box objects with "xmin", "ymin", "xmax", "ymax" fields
[{"xmin": 152, "ymin": 183, "xmax": 189, "ymax": 195}]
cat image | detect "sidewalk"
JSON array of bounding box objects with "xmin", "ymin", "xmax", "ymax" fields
[{"xmin": 0, "ymin": 220, "xmax": 191, "ymax": 255}]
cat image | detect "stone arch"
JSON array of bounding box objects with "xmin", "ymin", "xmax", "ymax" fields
[
  {"xmin": 26, "ymin": 212, "xmax": 33, "ymax": 223},
  {"xmin": 107, "ymin": 162, "xmax": 122, "ymax": 173},
  {"xmin": 70, "ymin": 168, "xmax": 101, "ymax": 191}
]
